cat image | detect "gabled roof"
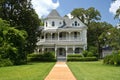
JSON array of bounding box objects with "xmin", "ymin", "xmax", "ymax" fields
[{"xmin": 46, "ymin": 9, "xmax": 62, "ymax": 19}]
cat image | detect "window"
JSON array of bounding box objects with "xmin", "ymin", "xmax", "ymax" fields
[
  {"xmin": 75, "ymin": 21, "xmax": 77, "ymax": 26},
  {"xmin": 60, "ymin": 33, "xmax": 62, "ymax": 38},
  {"xmin": 78, "ymin": 23, "xmax": 80, "ymax": 26},
  {"xmin": 52, "ymin": 21, "xmax": 55, "ymax": 26},
  {"xmin": 52, "ymin": 33, "xmax": 55, "ymax": 38},
  {"xmin": 74, "ymin": 32, "xmax": 77, "ymax": 38}
]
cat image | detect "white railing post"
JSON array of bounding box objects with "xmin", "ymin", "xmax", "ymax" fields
[
  {"xmin": 58, "ymin": 32, "xmax": 59, "ymax": 41},
  {"xmin": 69, "ymin": 32, "xmax": 71, "ymax": 41}
]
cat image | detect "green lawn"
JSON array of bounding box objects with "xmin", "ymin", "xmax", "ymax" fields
[
  {"xmin": 0, "ymin": 62, "xmax": 55, "ymax": 80},
  {"xmin": 67, "ymin": 61, "xmax": 120, "ymax": 80}
]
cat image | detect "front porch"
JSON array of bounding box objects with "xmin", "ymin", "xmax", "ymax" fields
[{"xmin": 36, "ymin": 46, "xmax": 84, "ymax": 61}]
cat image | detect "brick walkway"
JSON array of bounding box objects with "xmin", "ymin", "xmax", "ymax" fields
[{"xmin": 44, "ymin": 62, "xmax": 76, "ymax": 80}]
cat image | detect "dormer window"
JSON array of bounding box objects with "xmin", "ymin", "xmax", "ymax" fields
[
  {"xmin": 75, "ymin": 21, "xmax": 77, "ymax": 26},
  {"xmin": 52, "ymin": 21, "xmax": 55, "ymax": 26}
]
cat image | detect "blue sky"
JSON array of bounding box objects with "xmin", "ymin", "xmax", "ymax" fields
[{"xmin": 32, "ymin": 0, "xmax": 120, "ymax": 26}]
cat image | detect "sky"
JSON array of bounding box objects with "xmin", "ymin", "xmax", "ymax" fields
[{"xmin": 31, "ymin": 0, "xmax": 120, "ymax": 26}]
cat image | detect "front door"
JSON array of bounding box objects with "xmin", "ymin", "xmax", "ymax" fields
[
  {"xmin": 58, "ymin": 48, "xmax": 66, "ymax": 57},
  {"xmin": 57, "ymin": 48, "xmax": 66, "ymax": 61}
]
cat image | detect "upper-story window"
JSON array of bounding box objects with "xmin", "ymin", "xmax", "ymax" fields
[
  {"xmin": 52, "ymin": 21, "xmax": 55, "ymax": 26},
  {"xmin": 75, "ymin": 21, "xmax": 77, "ymax": 26},
  {"xmin": 74, "ymin": 32, "xmax": 77, "ymax": 38},
  {"xmin": 52, "ymin": 33, "xmax": 55, "ymax": 39}
]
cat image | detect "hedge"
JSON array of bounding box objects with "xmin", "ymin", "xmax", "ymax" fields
[
  {"xmin": 67, "ymin": 57, "xmax": 98, "ymax": 61},
  {"xmin": 67, "ymin": 54, "xmax": 83, "ymax": 57},
  {"xmin": 27, "ymin": 52, "xmax": 56, "ymax": 62}
]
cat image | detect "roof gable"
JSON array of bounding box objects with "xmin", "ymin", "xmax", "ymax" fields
[{"xmin": 46, "ymin": 9, "xmax": 62, "ymax": 19}]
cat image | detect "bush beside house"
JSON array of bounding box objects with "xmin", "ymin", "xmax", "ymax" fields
[
  {"xmin": 28, "ymin": 52, "xmax": 56, "ymax": 62},
  {"xmin": 103, "ymin": 51, "xmax": 120, "ymax": 66},
  {"xmin": 67, "ymin": 50, "xmax": 98, "ymax": 61}
]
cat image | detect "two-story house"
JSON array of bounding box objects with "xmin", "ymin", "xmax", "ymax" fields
[{"xmin": 36, "ymin": 9, "xmax": 87, "ymax": 60}]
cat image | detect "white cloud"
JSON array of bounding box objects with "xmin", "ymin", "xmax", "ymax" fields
[
  {"xmin": 109, "ymin": 0, "xmax": 120, "ymax": 15},
  {"xmin": 31, "ymin": 0, "xmax": 59, "ymax": 18},
  {"xmin": 67, "ymin": 13, "xmax": 73, "ymax": 19}
]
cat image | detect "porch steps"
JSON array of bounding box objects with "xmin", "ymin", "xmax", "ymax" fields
[{"xmin": 57, "ymin": 57, "xmax": 66, "ymax": 62}]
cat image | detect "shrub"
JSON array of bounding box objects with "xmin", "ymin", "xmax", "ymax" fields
[
  {"xmin": 87, "ymin": 52, "xmax": 94, "ymax": 57},
  {"xmin": 82, "ymin": 50, "xmax": 95, "ymax": 57},
  {"xmin": 103, "ymin": 52, "xmax": 120, "ymax": 66},
  {"xmin": 67, "ymin": 57, "xmax": 98, "ymax": 61},
  {"xmin": 27, "ymin": 52, "xmax": 56, "ymax": 62},
  {"xmin": 0, "ymin": 59, "xmax": 13, "ymax": 67},
  {"xmin": 67, "ymin": 54, "xmax": 83, "ymax": 57},
  {"xmin": 82, "ymin": 50, "xmax": 88, "ymax": 57}
]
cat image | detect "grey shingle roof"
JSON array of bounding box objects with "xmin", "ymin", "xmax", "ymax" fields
[{"xmin": 46, "ymin": 9, "xmax": 62, "ymax": 19}]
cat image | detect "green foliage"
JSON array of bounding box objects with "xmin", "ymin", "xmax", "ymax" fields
[
  {"xmin": 0, "ymin": 59, "xmax": 13, "ymax": 67},
  {"xmin": 101, "ymin": 28, "xmax": 120, "ymax": 50},
  {"xmin": 71, "ymin": 7, "xmax": 101, "ymax": 25},
  {"xmin": 114, "ymin": 7, "xmax": 120, "ymax": 21},
  {"xmin": 103, "ymin": 52, "xmax": 120, "ymax": 66},
  {"xmin": 0, "ymin": 0, "xmax": 41, "ymax": 54},
  {"xmin": 28, "ymin": 52, "xmax": 56, "ymax": 62},
  {"xmin": 67, "ymin": 57, "xmax": 98, "ymax": 61},
  {"xmin": 0, "ymin": 18, "xmax": 27, "ymax": 65},
  {"xmin": 67, "ymin": 53, "xmax": 97, "ymax": 61},
  {"xmin": 82, "ymin": 50, "xmax": 88, "ymax": 57},
  {"xmin": 67, "ymin": 54, "xmax": 83, "ymax": 57}
]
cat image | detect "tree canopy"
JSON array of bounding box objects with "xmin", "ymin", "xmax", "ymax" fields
[
  {"xmin": 0, "ymin": 0, "xmax": 41, "ymax": 54},
  {"xmin": 0, "ymin": 18, "xmax": 27, "ymax": 65},
  {"xmin": 71, "ymin": 7, "xmax": 101, "ymax": 25}
]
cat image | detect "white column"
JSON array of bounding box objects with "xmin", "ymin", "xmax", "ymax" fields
[
  {"xmin": 44, "ymin": 33, "xmax": 46, "ymax": 41},
  {"xmin": 66, "ymin": 46, "xmax": 68, "ymax": 59},
  {"xmin": 58, "ymin": 32, "xmax": 59, "ymax": 41},
  {"xmin": 51, "ymin": 33, "xmax": 52, "ymax": 41},
  {"xmin": 73, "ymin": 46, "xmax": 75, "ymax": 54},
  {"xmin": 42, "ymin": 47, "xmax": 44, "ymax": 54},
  {"xmin": 69, "ymin": 32, "xmax": 71, "ymax": 41},
  {"xmin": 55, "ymin": 46, "xmax": 57, "ymax": 58},
  {"xmin": 83, "ymin": 45, "xmax": 86, "ymax": 50}
]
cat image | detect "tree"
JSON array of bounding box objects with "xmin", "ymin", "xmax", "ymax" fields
[
  {"xmin": 87, "ymin": 22, "xmax": 113, "ymax": 58},
  {"xmin": 0, "ymin": 18, "xmax": 27, "ymax": 65},
  {"xmin": 71, "ymin": 7, "xmax": 101, "ymax": 25},
  {"xmin": 0, "ymin": 0, "xmax": 41, "ymax": 54},
  {"xmin": 114, "ymin": 7, "xmax": 120, "ymax": 22},
  {"xmin": 100, "ymin": 28, "xmax": 120, "ymax": 50}
]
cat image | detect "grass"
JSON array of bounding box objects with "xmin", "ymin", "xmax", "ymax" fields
[
  {"xmin": 0, "ymin": 62, "xmax": 55, "ymax": 80},
  {"xmin": 67, "ymin": 61, "xmax": 120, "ymax": 80}
]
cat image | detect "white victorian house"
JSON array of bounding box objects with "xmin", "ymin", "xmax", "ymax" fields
[{"xmin": 36, "ymin": 10, "xmax": 87, "ymax": 60}]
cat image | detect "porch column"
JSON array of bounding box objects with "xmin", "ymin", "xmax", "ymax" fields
[
  {"xmin": 42, "ymin": 47, "xmax": 44, "ymax": 54},
  {"xmin": 44, "ymin": 33, "xmax": 46, "ymax": 41},
  {"xmin": 83, "ymin": 45, "xmax": 86, "ymax": 50},
  {"xmin": 73, "ymin": 46, "xmax": 75, "ymax": 54},
  {"xmin": 69, "ymin": 32, "xmax": 71, "ymax": 41},
  {"xmin": 58, "ymin": 32, "xmax": 59, "ymax": 41},
  {"xmin": 66, "ymin": 46, "xmax": 68, "ymax": 59},
  {"xmin": 55, "ymin": 46, "xmax": 57, "ymax": 58},
  {"xmin": 51, "ymin": 33, "xmax": 52, "ymax": 41}
]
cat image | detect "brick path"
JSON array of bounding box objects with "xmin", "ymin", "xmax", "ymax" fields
[{"xmin": 44, "ymin": 62, "xmax": 76, "ymax": 80}]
